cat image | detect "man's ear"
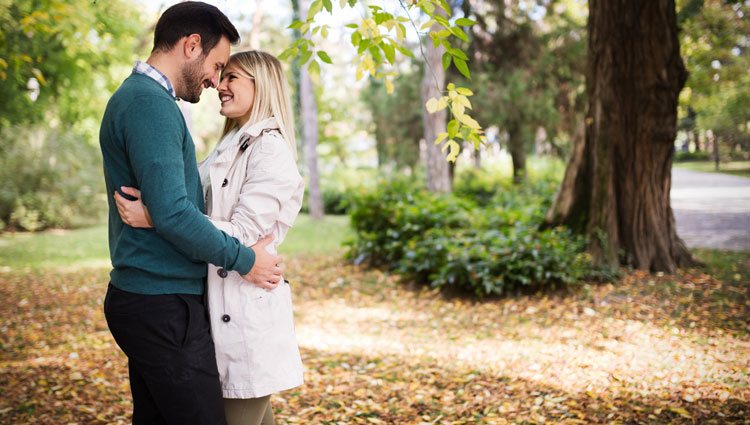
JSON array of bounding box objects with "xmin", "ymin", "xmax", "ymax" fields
[{"xmin": 182, "ymin": 34, "xmax": 203, "ymax": 60}]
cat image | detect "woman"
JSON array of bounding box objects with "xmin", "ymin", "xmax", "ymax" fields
[{"xmin": 115, "ymin": 51, "xmax": 304, "ymax": 425}]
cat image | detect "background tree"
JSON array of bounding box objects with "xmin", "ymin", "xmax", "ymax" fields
[
  {"xmin": 0, "ymin": 0, "xmax": 141, "ymax": 137},
  {"xmin": 422, "ymin": 15, "xmax": 452, "ymax": 192},
  {"xmin": 362, "ymin": 67, "xmax": 422, "ymax": 171},
  {"xmin": 546, "ymin": 0, "xmax": 694, "ymax": 272},
  {"xmin": 679, "ymin": 0, "xmax": 750, "ymax": 163},
  {"xmin": 293, "ymin": 0, "xmax": 324, "ymax": 219}
]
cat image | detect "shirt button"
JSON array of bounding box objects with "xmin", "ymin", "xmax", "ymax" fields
[
  {"xmin": 222, "ymin": 314, "xmax": 231, "ymax": 323},
  {"xmin": 217, "ymin": 268, "xmax": 228, "ymax": 278},
  {"xmin": 222, "ymin": 178, "xmax": 228, "ymax": 187}
]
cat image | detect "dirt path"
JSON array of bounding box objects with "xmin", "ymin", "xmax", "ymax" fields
[{"xmin": 671, "ymin": 168, "xmax": 750, "ymax": 251}]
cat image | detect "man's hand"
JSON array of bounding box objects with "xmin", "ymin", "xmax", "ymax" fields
[{"xmin": 243, "ymin": 235, "xmax": 283, "ymax": 289}]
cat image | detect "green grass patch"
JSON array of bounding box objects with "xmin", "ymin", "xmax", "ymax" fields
[
  {"xmin": 674, "ymin": 160, "xmax": 750, "ymax": 178},
  {"xmin": 692, "ymin": 248, "xmax": 750, "ymax": 283},
  {"xmin": 0, "ymin": 214, "xmax": 351, "ymax": 270}
]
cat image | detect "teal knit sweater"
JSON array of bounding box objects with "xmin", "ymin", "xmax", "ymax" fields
[{"xmin": 99, "ymin": 73, "xmax": 255, "ymax": 295}]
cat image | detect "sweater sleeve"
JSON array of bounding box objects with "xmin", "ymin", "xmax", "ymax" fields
[
  {"xmin": 123, "ymin": 96, "xmax": 255, "ymax": 274},
  {"xmin": 210, "ymin": 132, "xmax": 304, "ymax": 246}
]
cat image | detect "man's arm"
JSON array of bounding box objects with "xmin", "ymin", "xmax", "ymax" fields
[{"xmin": 122, "ymin": 97, "xmax": 258, "ymax": 274}]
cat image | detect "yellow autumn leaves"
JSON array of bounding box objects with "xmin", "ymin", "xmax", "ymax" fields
[{"xmin": 426, "ymin": 84, "xmax": 484, "ymax": 162}]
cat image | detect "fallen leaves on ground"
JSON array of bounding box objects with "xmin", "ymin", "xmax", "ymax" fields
[{"xmin": 0, "ymin": 255, "xmax": 748, "ymax": 424}]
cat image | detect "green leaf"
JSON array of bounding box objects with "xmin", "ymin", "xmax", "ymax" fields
[
  {"xmin": 348, "ymin": 0, "xmax": 356, "ymax": 6},
  {"xmin": 300, "ymin": 47, "xmax": 313, "ymax": 65},
  {"xmin": 307, "ymin": 0, "xmax": 323, "ymax": 20},
  {"xmin": 434, "ymin": 15, "xmax": 450, "ymax": 28},
  {"xmin": 308, "ymin": 60, "xmax": 321, "ymax": 83},
  {"xmin": 351, "ymin": 31, "xmax": 362, "ymax": 46},
  {"xmin": 448, "ymin": 47, "xmax": 468, "ymax": 60},
  {"xmin": 382, "ymin": 43, "xmax": 396, "ymax": 64},
  {"xmin": 453, "ymin": 57, "xmax": 471, "ymax": 79},
  {"xmin": 346, "ymin": 23, "xmax": 359, "ymax": 29},
  {"xmin": 322, "ymin": 0, "xmax": 332, "ymax": 13},
  {"xmin": 278, "ymin": 47, "xmax": 297, "ymax": 61},
  {"xmin": 450, "ymin": 26, "xmax": 469, "ymax": 42},
  {"xmin": 288, "ymin": 20, "xmax": 304, "ymax": 30},
  {"xmin": 441, "ymin": 52, "xmax": 452, "ymax": 70},
  {"xmin": 357, "ymin": 39, "xmax": 372, "ymax": 55},
  {"xmin": 369, "ymin": 45, "xmax": 383, "ymax": 64},
  {"xmin": 447, "ymin": 119, "xmax": 459, "ymax": 138},
  {"xmin": 393, "ymin": 44, "xmax": 414, "ymax": 58},
  {"xmin": 317, "ymin": 50, "xmax": 333, "ymax": 64},
  {"xmin": 455, "ymin": 18, "xmax": 476, "ymax": 26}
]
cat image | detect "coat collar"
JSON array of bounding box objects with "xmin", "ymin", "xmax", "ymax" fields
[{"xmin": 238, "ymin": 116, "xmax": 280, "ymax": 143}]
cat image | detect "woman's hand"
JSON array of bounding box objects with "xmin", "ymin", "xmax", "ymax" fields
[{"xmin": 114, "ymin": 186, "xmax": 154, "ymax": 228}]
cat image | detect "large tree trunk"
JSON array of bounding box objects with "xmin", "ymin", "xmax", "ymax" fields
[
  {"xmin": 422, "ymin": 20, "xmax": 451, "ymax": 193},
  {"xmin": 298, "ymin": 0, "xmax": 323, "ymax": 219},
  {"xmin": 546, "ymin": 0, "xmax": 694, "ymax": 272}
]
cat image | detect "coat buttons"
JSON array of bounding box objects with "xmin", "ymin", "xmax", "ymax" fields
[
  {"xmin": 222, "ymin": 314, "xmax": 231, "ymax": 323},
  {"xmin": 217, "ymin": 268, "xmax": 228, "ymax": 278},
  {"xmin": 221, "ymin": 178, "xmax": 228, "ymax": 187}
]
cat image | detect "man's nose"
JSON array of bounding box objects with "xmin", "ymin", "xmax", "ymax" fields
[{"xmin": 210, "ymin": 74, "xmax": 220, "ymax": 88}]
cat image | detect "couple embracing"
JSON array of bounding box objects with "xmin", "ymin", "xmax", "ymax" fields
[{"xmin": 100, "ymin": 2, "xmax": 304, "ymax": 424}]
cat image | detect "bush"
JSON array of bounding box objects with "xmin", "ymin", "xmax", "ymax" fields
[
  {"xmin": 674, "ymin": 150, "xmax": 711, "ymax": 162},
  {"xmin": 347, "ymin": 176, "xmax": 590, "ymax": 297},
  {"xmin": 301, "ymin": 168, "xmax": 379, "ymax": 215},
  {"xmin": 0, "ymin": 126, "xmax": 105, "ymax": 231}
]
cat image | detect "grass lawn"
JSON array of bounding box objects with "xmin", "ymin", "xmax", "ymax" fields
[
  {"xmin": 674, "ymin": 160, "xmax": 750, "ymax": 178},
  {"xmin": 0, "ymin": 214, "xmax": 350, "ymax": 270},
  {"xmin": 0, "ymin": 220, "xmax": 748, "ymax": 424}
]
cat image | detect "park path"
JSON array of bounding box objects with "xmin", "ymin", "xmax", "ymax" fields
[{"xmin": 671, "ymin": 168, "xmax": 750, "ymax": 251}]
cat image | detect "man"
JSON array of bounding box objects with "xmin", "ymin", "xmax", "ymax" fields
[{"xmin": 99, "ymin": 2, "xmax": 279, "ymax": 424}]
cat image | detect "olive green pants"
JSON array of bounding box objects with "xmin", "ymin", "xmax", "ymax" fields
[{"xmin": 224, "ymin": 396, "xmax": 275, "ymax": 425}]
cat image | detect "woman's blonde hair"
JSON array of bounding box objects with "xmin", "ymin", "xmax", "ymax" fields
[{"xmin": 219, "ymin": 50, "xmax": 297, "ymax": 160}]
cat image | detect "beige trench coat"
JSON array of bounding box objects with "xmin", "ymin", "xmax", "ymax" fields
[{"xmin": 200, "ymin": 116, "xmax": 304, "ymax": 399}]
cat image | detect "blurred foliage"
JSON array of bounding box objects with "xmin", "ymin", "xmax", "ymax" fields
[
  {"xmin": 362, "ymin": 64, "xmax": 423, "ymax": 170},
  {"xmin": 463, "ymin": 0, "xmax": 587, "ymax": 177},
  {"xmin": 0, "ymin": 0, "xmax": 141, "ymax": 231},
  {"xmin": 346, "ymin": 169, "xmax": 591, "ymax": 297},
  {"xmin": 0, "ymin": 0, "xmax": 142, "ymax": 139},
  {"xmin": 301, "ymin": 167, "xmax": 379, "ymax": 215},
  {"xmin": 679, "ymin": 0, "xmax": 750, "ymax": 157},
  {"xmin": 0, "ymin": 125, "xmax": 106, "ymax": 231}
]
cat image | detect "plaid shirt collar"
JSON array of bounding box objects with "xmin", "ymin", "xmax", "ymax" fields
[{"xmin": 133, "ymin": 61, "xmax": 176, "ymax": 99}]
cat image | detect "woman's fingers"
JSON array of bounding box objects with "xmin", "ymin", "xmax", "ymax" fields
[
  {"xmin": 120, "ymin": 186, "xmax": 141, "ymax": 198},
  {"xmin": 113, "ymin": 192, "xmax": 131, "ymax": 224}
]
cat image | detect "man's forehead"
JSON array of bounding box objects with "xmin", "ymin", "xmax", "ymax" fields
[{"xmin": 209, "ymin": 37, "xmax": 231, "ymax": 63}]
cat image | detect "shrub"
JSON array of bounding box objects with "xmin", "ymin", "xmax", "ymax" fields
[
  {"xmin": 674, "ymin": 150, "xmax": 711, "ymax": 162},
  {"xmin": 0, "ymin": 126, "xmax": 105, "ymax": 231},
  {"xmin": 346, "ymin": 176, "xmax": 590, "ymax": 297}
]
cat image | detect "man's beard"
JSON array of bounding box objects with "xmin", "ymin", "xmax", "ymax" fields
[{"xmin": 179, "ymin": 58, "xmax": 205, "ymax": 103}]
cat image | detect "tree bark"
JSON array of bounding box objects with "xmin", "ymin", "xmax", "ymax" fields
[
  {"xmin": 298, "ymin": 0, "xmax": 323, "ymax": 219},
  {"xmin": 422, "ymin": 19, "xmax": 451, "ymax": 193},
  {"xmin": 508, "ymin": 125, "xmax": 527, "ymax": 184},
  {"xmin": 248, "ymin": 0, "xmax": 263, "ymax": 50},
  {"xmin": 546, "ymin": 0, "xmax": 694, "ymax": 272}
]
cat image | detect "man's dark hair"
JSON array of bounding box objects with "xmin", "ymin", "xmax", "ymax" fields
[{"xmin": 153, "ymin": 1, "xmax": 240, "ymax": 54}]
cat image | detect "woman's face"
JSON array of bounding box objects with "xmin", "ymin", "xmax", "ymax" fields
[{"xmin": 217, "ymin": 63, "xmax": 256, "ymax": 126}]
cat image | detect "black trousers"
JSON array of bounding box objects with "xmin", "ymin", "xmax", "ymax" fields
[{"xmin": 104, "ymin": 284, "xmax": 227, "ymax": 425}]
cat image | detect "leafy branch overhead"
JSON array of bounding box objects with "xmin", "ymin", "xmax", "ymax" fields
[{"xmin": 281, "ymin": 0, "xmax": 484, "ymax": 162}]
